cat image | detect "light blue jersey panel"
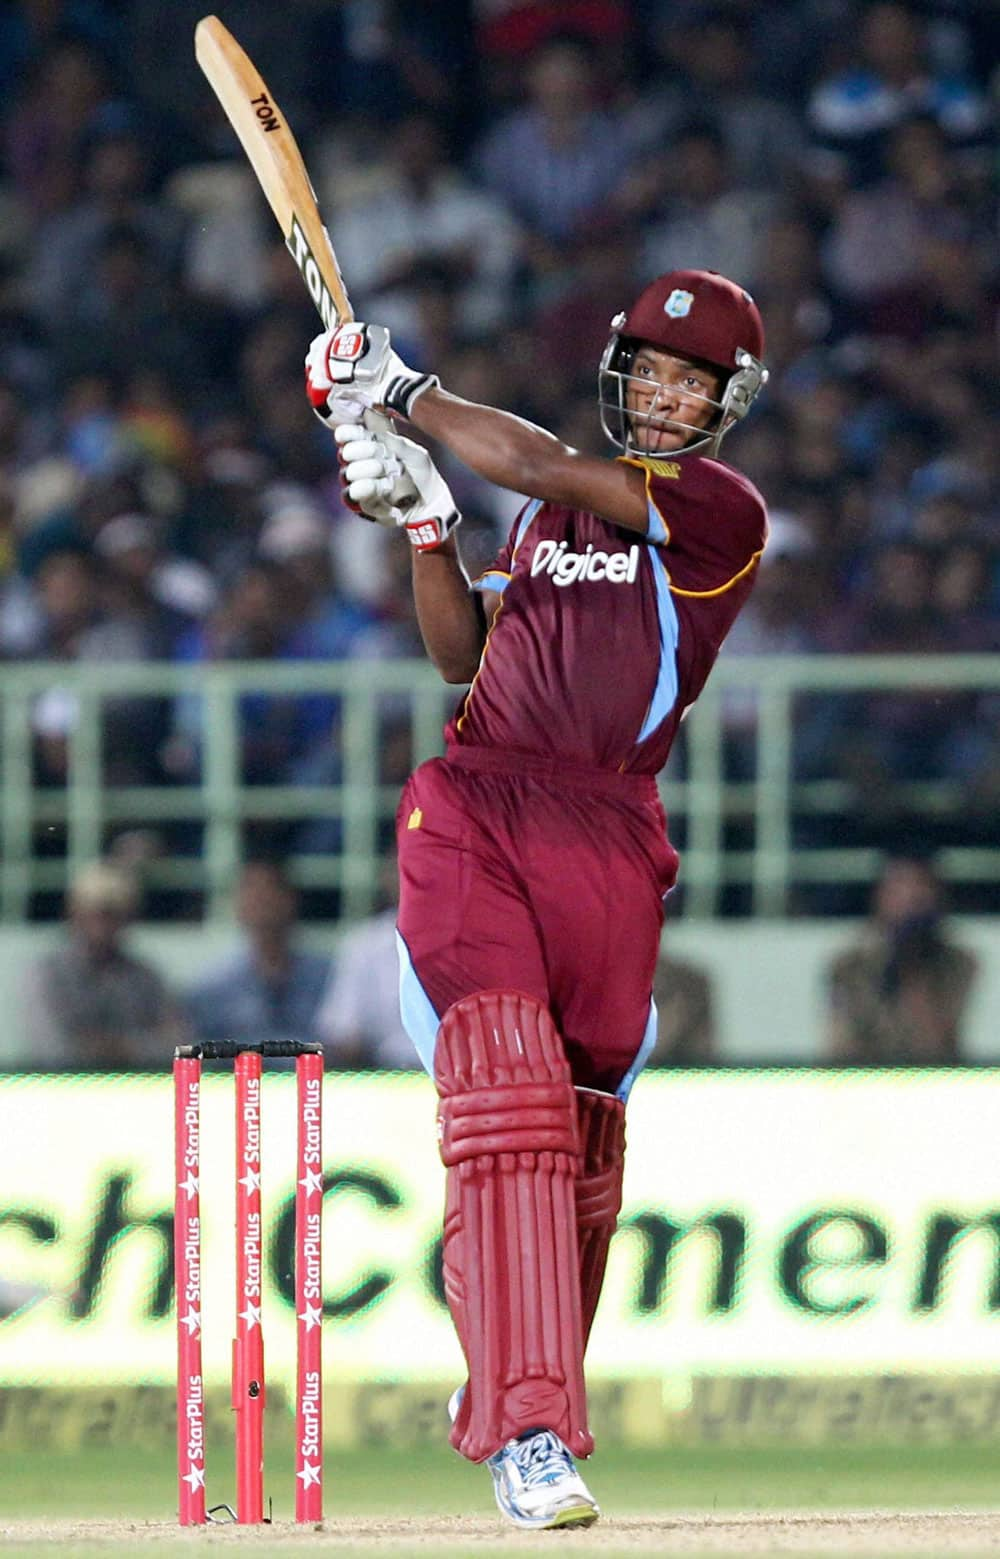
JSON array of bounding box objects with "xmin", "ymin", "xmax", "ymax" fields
[
  {"xmin": 636, "ymin": 538, "xmax": 680, "ymax": 744},
  {"xmin": 396, "ymin": 928, "xmax": 441, "ymax": 1076},
  {"xmin": 471, "ymin": 498, "xmax": 543, "ymax": 597},
  {"xmin": 615, "ymin": 997, "xmax": 659, "ymax": 1101}
]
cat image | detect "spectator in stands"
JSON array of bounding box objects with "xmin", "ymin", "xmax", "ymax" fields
[
  {"xmin": 17, "ymin": 519, "xmax": 196, "ymax": 786},
  {"xmin": 17, "ymin": 545, "xmax": 98, "ymax": 661},
  {"xmin": 0, "ymin": 2, "xmax": 119, "ymax": 101},
  {"xmin": 806, "ymin": 1, "xmax": 990, "ymax": 189},
  {"xmin": 21, "ymin": 860, "xmax": 181, "ymax": 1068},
  {"xmin": 185, "ymin": 859, "xmax": 329, "ymax": 1048},
  {"xmin": 173, "ymin": 413, "xmax": 273, "ymax": 584},
  {"xmin": 822, "ymin": 114, "xmax": 985, "ymax": 339},
  {"xmin": 170, "ymin": 560, "xmax": 344, "ymax": 788},
  {"xmin": 303, "ymin": 1, "xmax": 470, "ymax": 129},
  {"xmin": 31, "ymin": 107, "xmax": 184, "ymax": 331},
  {"xmin": 473, "ymin": 0, "xmax": 633, "ymax": 109},
  {"xmin": 824, "ymin": 852, "xmax": 979, "ymax": 1064},
  {"xmin": 473, "ymin": 32, "xmax": 638, "ymax": 250},
  {"xmin": 648, "ymin": 951, "xmax": 717, "ymax": 1066},
  {"xmin": 529, "ymin": 233, "xmax": 635, "ymax": 388},
  {"xmin": 751, "ymin": 217, "xmax": 841, "ymax": 376},
  {"xmin": 91, "ymin": 512, "xmax": 205, "ymax": 655},
  {"xmin": 258, "ymin": 491, "xmax": 396, "ymax": 664},
  {"xmin": 806, "ymin": 542, "xmax": 981, "ymax": 840},
  {"xmin": 238, "ymin": 304, "xmax": 334, "ymax": 485},
  {"xmin": 627, "ymin": 5, "xmax": 804, "ymax": 192},
  {"xmin": 719, "ymin": 513, "xmax": 833, "ymax": 782},
  {"xmin": 636, "ymin": 118, "xmax": 778, "ymax": 296},
  {"xmin": 4, "ymin": 32, "xmax": 113, "ymax": 219},
  {"xmin": 171, "ymin": 161, "xmax": 271, "ymax": 314},
  {"xmin": 934, "ymin": 542, "xmax": 999, "ymax": 654},
  {"xmin": 59, "ymin": 221, "xmax": 202, "ymax": 387},
  {"xmin": 328, "ymin": 112, "xmax": 522, "ymax": 347},
  {"xmin": 315, "ymin": 857, "xmax": 417, "ymax": 1069}
]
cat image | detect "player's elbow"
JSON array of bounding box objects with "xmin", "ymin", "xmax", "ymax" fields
[
  {"xmin": 421, "ymin": 630, "xmax": 480, "ymax": 683},
  {"xmin": 434, "ymin": 653, "xmax": 479, "ymax": 685}
]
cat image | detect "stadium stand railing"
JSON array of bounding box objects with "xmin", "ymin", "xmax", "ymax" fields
[{"xmin": 2, "ymin": 656, "xmax": 998, "ymax": 920}]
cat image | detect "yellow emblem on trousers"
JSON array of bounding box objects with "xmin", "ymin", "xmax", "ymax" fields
[{"xmin": 407, "ymin": 806, "xmax": 423, "ymax": 830}]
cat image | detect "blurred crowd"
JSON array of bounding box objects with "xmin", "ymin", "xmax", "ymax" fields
[
  {"xmin": 15, "ymin": 849, "xmax": 983, "ymax": 1070},
  {"xmin": 0, "ymin": 0, "xmax": 998, "ymax": 918}
]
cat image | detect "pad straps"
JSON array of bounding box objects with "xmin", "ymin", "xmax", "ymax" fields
[{"xmin": 574, "ymin": 1088, "xmax": 626, "ymax": 1348}]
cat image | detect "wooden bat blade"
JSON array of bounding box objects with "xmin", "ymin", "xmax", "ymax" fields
[{"xmin": 195, "ymin": 14, "xmax": 351, "ymax": 327}]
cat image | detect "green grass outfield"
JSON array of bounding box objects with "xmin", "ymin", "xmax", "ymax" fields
[{"xmin": 1, "ymin": 1442, "xmax": 999, "ymax": 1559}]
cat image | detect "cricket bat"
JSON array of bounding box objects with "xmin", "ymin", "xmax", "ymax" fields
[{"xmin": 194, "ymin": 14, "xmax": 351, "ymax": 330}]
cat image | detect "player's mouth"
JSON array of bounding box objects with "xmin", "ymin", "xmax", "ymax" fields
[{"xmin": 631, "ymin": 415, "xmax": 688, "ymax": 452}]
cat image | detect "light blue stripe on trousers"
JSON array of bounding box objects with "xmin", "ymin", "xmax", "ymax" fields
[
  {"xmin": 396, "ymin": 928, "xmax": 441, "ymax": 1076},
  {"xmin": 397, "ymin": 926, "xmax": 656, "ymax": 1100}
]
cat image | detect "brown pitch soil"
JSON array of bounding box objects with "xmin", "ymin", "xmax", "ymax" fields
[{"xmin": 3, "ymin": 1510, "xmax": 1000, "ymax": 1556}]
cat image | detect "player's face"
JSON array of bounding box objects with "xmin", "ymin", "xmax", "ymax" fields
[{"xmin": 625, "ymin": 347, "xmax": 723, "ymax": 454}]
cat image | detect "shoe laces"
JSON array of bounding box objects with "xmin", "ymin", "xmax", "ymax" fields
[{"xmin": 507, "ymin": 1429, "xmax": 574, "ymax": 1489}]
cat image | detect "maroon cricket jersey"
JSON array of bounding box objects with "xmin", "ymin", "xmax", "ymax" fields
[{"xmin": 448, "ymin": 455, "xmax": 767, "ymax": 774}]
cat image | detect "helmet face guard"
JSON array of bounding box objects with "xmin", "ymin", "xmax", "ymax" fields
[
  {"xmin": 597, "ymin": 270, "xmax": 768, "ymax": 459},
  {"xmin": 599, "ymin": 329, "xmax": 768, "ymax": 458}
]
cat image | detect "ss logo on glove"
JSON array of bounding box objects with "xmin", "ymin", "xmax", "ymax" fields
[
  {"xmin": 327, "ymin": 324, "xmax": 367, "ymax": 364},
  {"xmin": 305, "ymin": 320, "xmax": 439, "ymax": 421}
]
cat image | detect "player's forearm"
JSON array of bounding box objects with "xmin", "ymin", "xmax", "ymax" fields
[
  {"xmin": 408, "ymin": 387, "xmax": 649, "ymax": 532},
  {"xmin": 410, "ymin": 388, "xmax": 573, "ymax": 499},
  {"xmin": 411, "ymin": 537, "xmax": 486, "ymax": 684}
]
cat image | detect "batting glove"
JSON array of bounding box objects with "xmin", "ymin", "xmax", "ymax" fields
[
  {"xmin": 334, "ymin": 419, "xmax": 417, "ymax": 527},
  {"xmin": 334, "ymin": 417, "xmax": 460, "ymax": 551},
  {"xmin": 305, "ymin": 323, "xmax": 438, "ymax": 423},
  {"xmin": 390, "ymin": 432, "xmax": 461, "ymax": 551}
]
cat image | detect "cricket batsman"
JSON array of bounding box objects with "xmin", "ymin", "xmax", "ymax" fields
[{"xmin": 304, "ymin": 268, "xmax": 768, "ymax": 1529}]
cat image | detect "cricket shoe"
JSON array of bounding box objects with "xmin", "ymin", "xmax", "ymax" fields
[{"xmin": 448, "ymin": 1386, "xmax": 600, "ymax": 1530}]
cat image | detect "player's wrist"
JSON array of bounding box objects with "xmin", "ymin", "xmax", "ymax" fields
[
  {"xmin": 382, "ymin": 370, "xmax": 440, "ymax": 419},
  {"xmin": 403, "ymin": 510, "xmax": 461, "ymax": 552}
]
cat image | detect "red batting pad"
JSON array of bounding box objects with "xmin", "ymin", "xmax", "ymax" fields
[
  {"xmin": 574, "ymin": 1089, "xmax": 626, "ymax": 1348},
  {"xmin": 435, "ymin": 990, "xmax": 591, "ymax": 1463}
]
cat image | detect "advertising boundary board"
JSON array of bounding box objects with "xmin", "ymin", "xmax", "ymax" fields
[
  {"xmin": 4, "ymin": 1376, "xmax": 1000, "ymax": 1451},
  {"xmin": 2, "ymin": 1071, "xmax": 999, "ymax": 1410}
]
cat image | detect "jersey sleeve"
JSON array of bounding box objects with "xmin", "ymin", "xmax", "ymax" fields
[
  {"xmin": 469, "ymin": 498, "xmax": 543, "ymax": 594},
  {"xmin": 628, "ymin": 458, "xmax": 767, "ymax": 596}
]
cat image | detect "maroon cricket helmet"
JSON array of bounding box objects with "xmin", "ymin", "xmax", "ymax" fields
[
  {"xmin": 620, "ymin": 269, "xmax": 765, "ymax": 371},
  {"xmin": 598, "ymin": 268, "xmax": 768, "ymax": 457}
]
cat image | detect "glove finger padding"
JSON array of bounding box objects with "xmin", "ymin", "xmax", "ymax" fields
[
  {"xmin": 344, "ymin": 457, "xmax": 393, "ymax": 486},
  {"xmin": 334, "ymin": 420, "xmax": 415, "ymax": 525},
  {"xmin": 378, "ymin": 428, "xmax": 461, "ymax": 552},
  {"xmin": 347, "ymin": 477, "xmax": 394, "ymax": 504},
  {"xmin": 339, "ymin": 439, "xmax": 384, "ymax": 465},
  {"xmin": 330, "ymin": 416, "xmax": 459, "ymax": 547}
]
